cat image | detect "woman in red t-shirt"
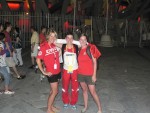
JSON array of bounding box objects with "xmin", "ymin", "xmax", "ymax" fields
[
  {"xmin": 37, "ymin": 29, "xmax": 61, "ymax": 113},
  {"xmin": 78, "ymin": 34, "xmax": 102, "ymax": 113}
]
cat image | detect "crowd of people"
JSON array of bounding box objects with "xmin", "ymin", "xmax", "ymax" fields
[
  {"xmin": 0, "ymin": 22, "xmax": 26, "ymax": 94},
  {"xmin": 0, "ymin": 22, "xmax": 102, "ymax": 113}
]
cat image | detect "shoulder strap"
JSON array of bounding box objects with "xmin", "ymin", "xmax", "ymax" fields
[
  {"xmin": 86, "ymin": 45, "xmax": 100, "ymax": 70},
  {"xmin": 62, "ymin": 44, "xmax": 66, "ymax": 55},
  {"xmin": 86, "ymin": 45, "xmax": 92, "ymax": 59},
  {"xmin": 73, "ymin": 44, "xmax": 78, "ymax": 56},
  {"xmin": 62, "ymin": 44, "xmax": 66, "ymax": 62}
]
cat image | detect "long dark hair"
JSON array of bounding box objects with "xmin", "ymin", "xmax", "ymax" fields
[
  {"xmin": 0, "ymin": 32, "xmax": 5, "ymax": 41},
  {"xmin": 80, "ymin": 33, "xmax": 89, "ymax": 42}
]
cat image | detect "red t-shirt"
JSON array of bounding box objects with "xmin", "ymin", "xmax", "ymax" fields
[
  {"xmin": 78, "ymin": 47, "xmax": 93, "ymax": 76},
  {"xmin": 64, "ymin": 21, "xmax": 69, "ymax": 31},
  {"xmin": 3, "ymin": 31, "xmax": 13, "ymax": 51},
  {"xmin": 39, "ymin": 33, "xmax": 46, "ymax": 44},
  {"xmin": 3, "ymin": 31, "xmax": 11, "ymax": 43},
  {"xmin": 37, "ymin": 42, "xmax": 60, "ymax": 75}
]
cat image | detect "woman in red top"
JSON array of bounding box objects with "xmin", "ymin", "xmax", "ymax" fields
[
  {"xmin": 36, "ymin": 29, "xmax": 61, "ymax": 113},
  {"xmin": 78, "ymin": 34, "xmax": 102, "ymax": 113}
]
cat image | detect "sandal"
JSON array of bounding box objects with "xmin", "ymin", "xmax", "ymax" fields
[
  {"xmin": 81, "ymin": 108, "xmax": 87, "ymax": 113},
  {"xmin": 4, "ymin": 90, "xmax": 15, "ymax": 95},
  {"xmin": 97, "ymin": 110, "xmax": 102, "ymax": 113},
  {"xmin": 52, "ymin": 107, "xmax": 60, "ymax": 112},
  {"xmin": 47, "ymin": 110, "xmax": 55, "ymax": 113}
]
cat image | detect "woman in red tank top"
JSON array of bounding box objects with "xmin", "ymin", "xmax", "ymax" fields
[{"xmin": 78, "ymin": 34, "xmax": 102, "ymax": 113}]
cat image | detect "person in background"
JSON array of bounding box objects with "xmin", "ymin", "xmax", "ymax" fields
[
  {"xmin": 36, "ymin": 29, "xmax": 61, "ymax": 113},
  {"xmin": 38, "ymin": 26, "xmax": 47, "ymax": 78},
  {"xmin": 3, "ymin": 22, "xmax": 25, "ymax": 79},
  {"xmin": 39, "ymin": 26, "xmax": 47, "ymax": 44},
  {"xmin": 0, "ymin": 23, "xmax": 4, "ymax": 81},
  {"xmin": 0, "ymin": 32, "xmax": 15, "ymax": 95},
  {"xmin": 78, "ymin": 34, "xmax": 102, "ymax": 113},
  {"xmin": 12, "ymin": 27, "xmax": 23, "ymax": 66},
  {"xmin": 29, "ymin": 26, "xmax": 39, "ymax": 70},
  {"xmin": 0, "ymin": 23, "xmax": 4, "ymax": 33}
]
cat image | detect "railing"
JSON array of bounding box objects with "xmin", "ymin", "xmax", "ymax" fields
[{"xmin": 0, "ymin": 11, "xmax": 150, "ymax": 48}]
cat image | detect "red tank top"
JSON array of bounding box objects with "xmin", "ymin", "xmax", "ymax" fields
[{"xmin": 78, "ymin": 47, "xmax": 93, "ymax": 76}]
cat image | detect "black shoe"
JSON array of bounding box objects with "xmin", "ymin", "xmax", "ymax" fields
[
  {"xmin": 35, "ymin": 68, "xmax": 38, "ymax": 73},
  {"xmin": 17, "ymin": 76, "xmax": 22, "ymax": 80},
  {"xmin": 18, "ymin": 65, "xmax": 23, "ymax": 67},
  {"xmin": 17, "ymin": 75, "xmax": 26, "ymax": 80},
  {"xmin": 28, "ymin": 65, "xmax": 35, "ymax": 69},
  {"xmin": 0, "ymin": 76, "xmax": 4, "ymax": 81},
  {"xmin": 21, "ymin": 75, "xmax": 26, "ymax": 79}
]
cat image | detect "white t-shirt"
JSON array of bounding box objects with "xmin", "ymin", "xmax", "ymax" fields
[
  {"xmin": 0, "ymin": 42, "xmax": 7, "ymax": 67},
  {"xmin": 63, "ymin": 51, "xmax": 78, "ymax": 71}
]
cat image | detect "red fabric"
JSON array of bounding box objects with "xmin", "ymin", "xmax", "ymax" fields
[
  {"xmin": 64, "ymin": 45, "xmax": 77, "ymax": 53},
  {"xmin": 3, "ymin": 31, "xmax": 11, "ymax": 43},
  {"xmin": 88, "ymin": 43, "xmax": 101, "ymax": 59},
  {"xmin": 64, "ymin": 21, "xmax": 69, "ymax": 31},
  {"xmin": 39, "ymin": 33, "xmax": 46, "ymax": 44},
  {"xmin": 62, "ymin": 69, "xmax": 78, "ymax": 105},
  {"xmin": 37, "ymin": 42, "xmax": 60, "ymax": 74},
  {"xmin": 78, "ymin": 47, "xmax": 94, "ymax": 76}
]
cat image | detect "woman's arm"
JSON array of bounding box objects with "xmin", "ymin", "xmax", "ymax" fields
[
  {"xmin": 55, "ymin": 39, "xmax": 81, "ymax": 48},
  {"xmin": 92, "ymin": 55, "xmax": 97, "ymax": 83},
  {"xmin": 73, "ymin": 40, "xmax": 81, "ymax": 47},
  {"xmin": 0, "ymin": 47, "xmax": 2, "ymax": 53},
  {"xmin": 5, "ymin": 42, "xmax": 13, "ymax": 57},
  {"xmin": 54, "ymin": 39, "xmax": 66, "ymax": 48},
  {"xmin": 36, "ymin": 58, "xmax": 52, "ymax": 76}
]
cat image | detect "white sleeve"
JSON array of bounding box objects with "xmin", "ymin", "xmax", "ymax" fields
[
  {"xmin": 55, "ymin": 39, "xmax": 66, "ymax": 44},
  {"xmin": 73, "ymin": 40, "xmax": 81, "ymax": 46}
]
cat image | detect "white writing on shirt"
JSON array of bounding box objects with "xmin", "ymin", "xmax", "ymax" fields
[
  {"xmin": 45, "ymin": 47, "xmax": 58, "ymax": 56},
  {"xmin": 63, "ymin": 51, "xmax": 78, "ymax": 70}
]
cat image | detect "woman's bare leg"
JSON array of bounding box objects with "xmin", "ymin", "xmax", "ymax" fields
[
  {"xmin": 88, "ymin": 85, "xmax": 102, "ymax": 112},
  {"xmin": 80, "ymin": 82, "xmax": 88, "ymax": 110},
  {"xmin": 47, "ymin": 82, "xmax": 58, "ymax": 113}
]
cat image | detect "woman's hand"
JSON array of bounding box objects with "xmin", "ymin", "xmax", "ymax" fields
[
  {"xmin": 92, "ymin": 74, "xmax": 97, "ymax": 83},
  {"xmin": 43, "ymin": 71, "xmax": 52, "ymax": 77},
  {"xmin": 10, "ymin": 51, "xmax": 13, "ymax": 57}
]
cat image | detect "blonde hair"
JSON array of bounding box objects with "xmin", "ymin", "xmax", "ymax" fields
[{"xmin": 46, "ymin": 28, "xmax": 58, "ymax": 40}]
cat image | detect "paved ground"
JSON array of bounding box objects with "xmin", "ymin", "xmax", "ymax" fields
[{"xmin": 0, "ymin": 47, "xmax": 150, "ymax": 113}]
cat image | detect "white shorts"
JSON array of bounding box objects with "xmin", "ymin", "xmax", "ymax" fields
[
  {"xmin": 5, "ymin": 57, "xmax": 16, "ymax": 67},
  {"xmin": 31, "ymin": 44, "xmax": 39, "ymax": 57}
]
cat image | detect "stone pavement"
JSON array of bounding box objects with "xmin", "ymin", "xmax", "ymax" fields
[{"xmin": 0, "ymin": 47, "xmax": 150, "ymax": 113}]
